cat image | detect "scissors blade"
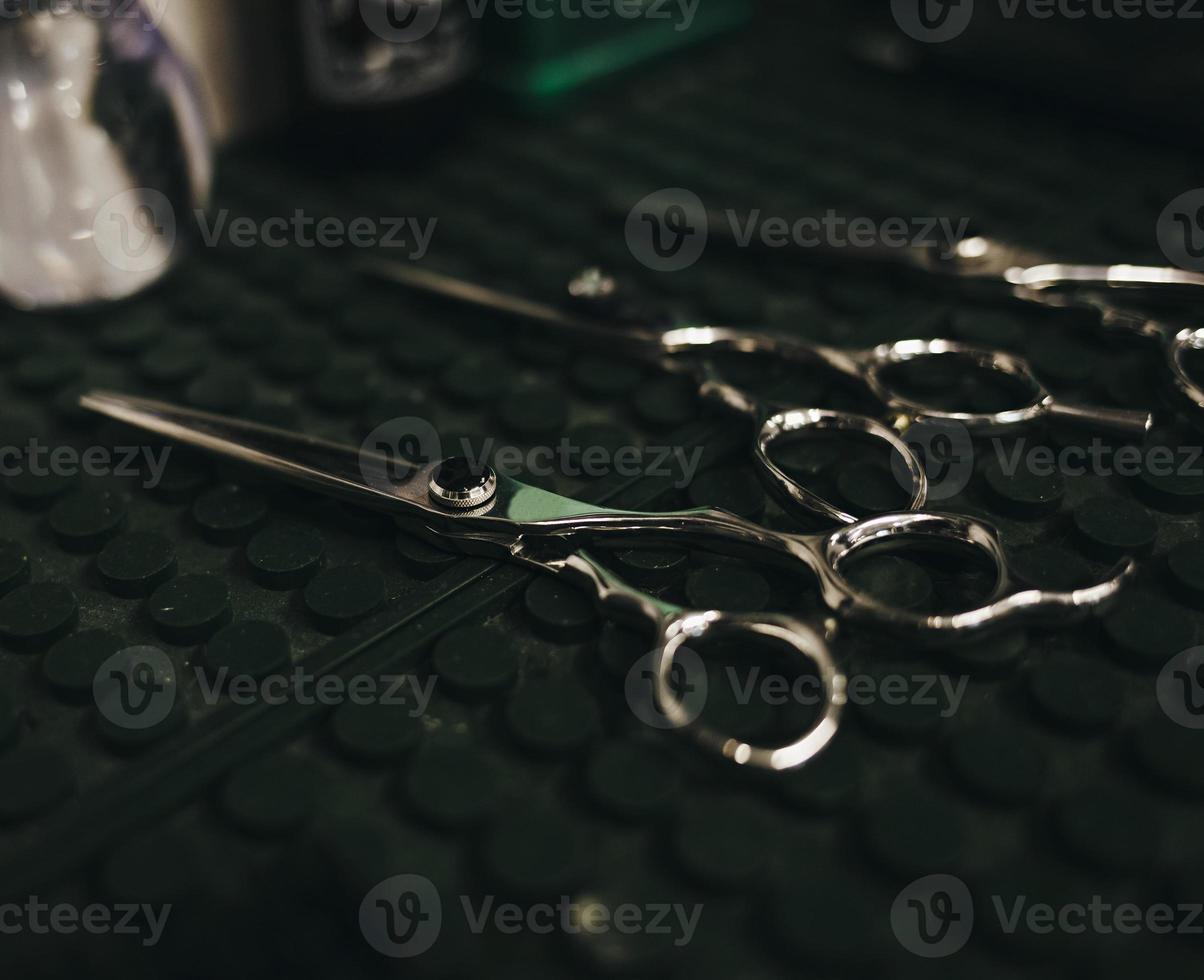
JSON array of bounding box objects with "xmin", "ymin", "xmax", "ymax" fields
[
  {"xmin": 360, "ymin": 259, "xmax": 578, "ymax": 328},
  {"xmin": 79, "ymin": 390, "xmax": 439, "ymax": 517},
  {"xmin": 77, "ymin": 391, "xmax": 668, "ymax": 552},
  {"xmin": 359, "ymin": 258, "xmax": 669, "ymax": 352}
]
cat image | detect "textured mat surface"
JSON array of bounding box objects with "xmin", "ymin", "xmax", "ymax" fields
[{"xmin": 0, "ymin": 6, "xmax": 1202, "ymax": 977}]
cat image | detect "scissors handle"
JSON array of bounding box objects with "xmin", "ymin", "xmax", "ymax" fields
[
  {"xmin": 1025, "ymin": 290, "xmax": 1204, "ymax": 425},
  {"xmin": 1009, "ymin": 266, "xmax": 1204, "ymax": 427},
  {"xmin": 816, "ymin": 511, "xmax": 1137, "ymax": 639},
  {"xmin": 1167, "ymin": 327, "xmax": 1204, "ymax": 423},
  {"xmin": 854, "ymin": 339, "xmax": 1154, "ymax": 436},
  {"xmin": 754, "ymin": 408, "xmax": 928, "ymax": 525},
  {"xmin": 707, "ymin": 334, "xmax": 1154, "ymax": 436},
  {"xmin": 559, "ymin": 551, "xmax": 846, "ymax": 771},
  {"xmin": 699, "ymin": 380, "xmax": 929, "ymax": 525},
  {"xmin": 511, "ymin": 503, "xmax": 1134, "ymax": 640},
  {"xmin": 79, "ymin": 392, "xmax": 1137, "ymax": 643}
]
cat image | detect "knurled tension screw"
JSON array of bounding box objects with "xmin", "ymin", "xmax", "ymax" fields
[{"xmin": 428, "ymin": 457, "xmax": 497, "ymax": 510}]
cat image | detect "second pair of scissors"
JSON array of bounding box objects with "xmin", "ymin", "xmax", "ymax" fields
[{"xmin": 362, "ymin": 260, "xmax": 1154, "ymax": 525}]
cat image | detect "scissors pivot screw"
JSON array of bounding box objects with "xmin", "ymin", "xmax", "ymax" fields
[{"xmin": 428, "ymin": 457, "xmax": 497, "ymax": 510}]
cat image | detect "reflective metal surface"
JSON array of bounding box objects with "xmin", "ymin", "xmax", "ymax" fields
[
  {"xmin": 832, "ymin": 233, "xmax": 1204, "ymax": 428},
  {"xmin": 80, "ymin": 390, "xmax": 1138, "ymax": 771},
  {"xmin": 362, "ymin": 260, "xmax": 1155, "ymax": 525},
  {"xmin": 0, "ymin": 1, "xmax": 211, "ymax": 309}
]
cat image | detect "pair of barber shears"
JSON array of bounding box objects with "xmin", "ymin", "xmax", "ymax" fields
[
  {"xmin": 80, "ymin": 391, "xmax": 1136, "ymax": 772},
  {"xmin": 702, "ymin": 215, "xmax": 1204, "ymax": 426},
  {"xmin": 953, "ymin": 237, "xmax": 1204, "ymax": 424},
  {"xmin": 361, "ymin": 259, "xmax": 1154, "ymax": 526}
]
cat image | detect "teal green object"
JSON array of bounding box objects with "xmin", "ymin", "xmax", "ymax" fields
[{"xmin": 480, "ymin": 0, "xmax": 753, "ymax": 102}]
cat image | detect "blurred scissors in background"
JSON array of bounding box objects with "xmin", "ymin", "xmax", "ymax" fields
[
  {"xmin": 995, "ymin": 247, "xmax": 1204, "ymax": 425},
  {"xmin": 699, "ymin": 213, "xmax": 1204, "ymax": 426},
  {"xmin": 81, "ymin": 391, "xmax": 1136, "ymax": 772},
  {"xmin": 361, "ymin": 260, "xmax": 1154, "ymax": 525}
]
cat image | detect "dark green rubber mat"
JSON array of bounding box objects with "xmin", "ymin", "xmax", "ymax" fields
[{"xmin": 0, "ymin": 6, "xmax": 1201, "ymax": 977}]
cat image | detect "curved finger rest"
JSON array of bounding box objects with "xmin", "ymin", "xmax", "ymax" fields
[
  {"xmin": 754, "ymin": 408, "xmax": 928, "ymax": 525},
  {"xmin": 819, "ymin": 512, "xmax": 1137, "ymax": 637},
  {"xmin": 1167, "ymin": 327, "xmax": 1204, "ymax": 423},
  {"xmin": 653, "ymin": 611, "xmax": 846, "ymax": 771}
]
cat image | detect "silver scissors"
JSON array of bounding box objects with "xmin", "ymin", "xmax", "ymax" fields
[
  {"xmin": 706, "ymin": 221, "xmax": 1204, "ymax": 426},
  {"xmin": 80, "ymin": 391, "xmax": 1136, "ymax": 772},
  {"xmin": 360, "ymin": 260, "xmax": 1154, "ymax": 526},
  {"xmin": 969, "ymin": 240, "xmax": 1204, "ymax": 425}
]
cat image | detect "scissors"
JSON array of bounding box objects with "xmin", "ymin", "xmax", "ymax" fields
[
  {"xmin": 981, "ymin": 243, "xmax": 1204, "ymax": 426},
  {"xmin": 701, "ymin": 217, "xmax": 1204, "ymax": 427},
  {"xmin": 80, "ymin": 391, "xmax": 1136, "ymax": 772},
  {"xmin": 360, "ymin": 260, "xmax": 1154, "ymax": 526}
]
